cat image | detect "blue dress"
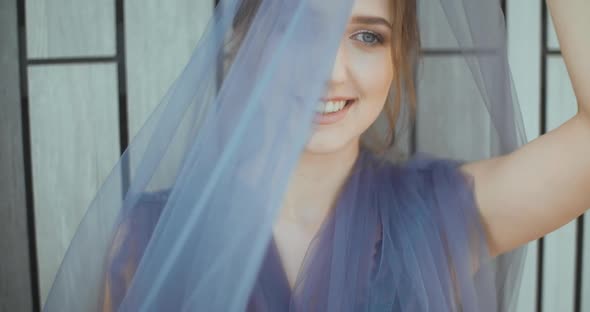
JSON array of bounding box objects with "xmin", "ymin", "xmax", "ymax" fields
[{"xmin": 104, "ymin": 150, "xmax": 496, "ymax": 311}]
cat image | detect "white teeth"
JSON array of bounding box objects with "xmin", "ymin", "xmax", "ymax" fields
[
  {"xmin": 316, "ymin": 100, "xmax": 348, "ymax": 114},
  {"xmin": 327, "ymin": 102, "xmax": 336, "ymax": 112}
]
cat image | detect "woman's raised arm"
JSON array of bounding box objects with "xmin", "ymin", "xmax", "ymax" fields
[{"xmin": 462, "ymin": 0, "xmax": 590, "ymax": 257}]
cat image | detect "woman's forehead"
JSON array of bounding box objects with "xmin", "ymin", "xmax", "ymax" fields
[
  {"xmin": 308, "ymin": 0, "xmax": 392, "ymax": 22},
  {"xmin": 351, "ymin": 0, "xmax": 392, "ymax": 21}
]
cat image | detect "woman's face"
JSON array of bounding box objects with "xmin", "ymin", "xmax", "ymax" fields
[{"xmin": 305, "ymin": 0, "xmax": 394, "ymax": 154}]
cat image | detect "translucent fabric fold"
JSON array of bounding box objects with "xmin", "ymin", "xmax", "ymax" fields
[{"xmin": 42, "ymin": 0, "xmax": 528, "ymax": 311}]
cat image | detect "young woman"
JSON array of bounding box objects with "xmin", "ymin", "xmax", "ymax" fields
[
  {"xmin": 258, "ymin": 0, "xmax": 590, "ymax": 301},
  {"xmin": 43, "ymin": 0, "xmax": 589, "ymax": 311}
]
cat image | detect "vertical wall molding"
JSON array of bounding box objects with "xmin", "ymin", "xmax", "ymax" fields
[{"xmin": 1, "ymin": 0, "xmax": 37, "ymax": 311}]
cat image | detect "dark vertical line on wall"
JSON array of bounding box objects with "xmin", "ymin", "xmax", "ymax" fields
[
  {"xmin": 409, "ymin": 116, "xmax": 417, "ymax": 155},
  {"xmin": 537, "ymin": 2, "xmax": 548, "ymax": 312},
  {"xmin": 410, "ymin": 58, "xmax": 419, "ymax": 155},
  {"xmin": 574, "ymin": 215, "xmax": 584, "ymax": 312},
  {"xmin": 500, "ymin": 0, "xmax": 507, "ymax": 27},
  {"xmin": 214, "ymin": 0, "xmax": 223, "ymax": 91},
  {"xmin": 116, "ymin": 0, "xmax": 130, "ymax": 192},
  {"xmin": 16, "ymin": 0, "xmax": 41, "ymax": 310}
]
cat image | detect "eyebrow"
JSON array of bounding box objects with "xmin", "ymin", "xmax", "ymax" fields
[{"xmin": 350, "ymin": 16, "xmax": 393, "ymax": 30}]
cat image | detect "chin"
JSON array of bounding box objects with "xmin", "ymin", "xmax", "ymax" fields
[{"xmin": 303, "ymin": 131, "xmax": 360, "ymax": 154}]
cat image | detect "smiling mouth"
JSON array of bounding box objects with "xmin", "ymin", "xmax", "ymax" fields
[
  {"xmin": 313, "ymin": 98, "xmax": 356, "ymax": 125},
  {"xmin": 315, "ymin": 99, "xmax": 355, "ymax": 114}
]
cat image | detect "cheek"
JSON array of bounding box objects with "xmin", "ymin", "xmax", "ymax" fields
[
  {"xmin": 351, "ymin": 51, "xmax": 393, "ymax": 120},
  {"xmin": 353, "ymin": 53, "xmax": 393, "ymax": 102}
]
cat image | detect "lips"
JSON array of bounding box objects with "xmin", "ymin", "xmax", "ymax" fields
[
  {"xmin": 314, "ymin": 98, "xmax": 356, "ymax": 125},
  {"xmin": 320, "ymin": 97, "xmax": 356, "ymax": 103}
]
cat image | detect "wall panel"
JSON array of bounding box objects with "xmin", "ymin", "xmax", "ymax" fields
[
  {"xmin": 124, "ymin": 0, "xmax": 213, "ymax": 140},
  {"xmin": 27, "ymin": 64, "xmax": 120, "ymax": 303},
  {"xmin": 25, "ymin": 0, "xmax": 115, "ymax": 58},
  {"xmin": 416, "ymin": 56, "xmax": 492, "ymax": 161}
]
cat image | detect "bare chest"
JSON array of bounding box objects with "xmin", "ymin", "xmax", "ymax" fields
[{"xmin": 272, "ymin": 217, "xmax": 321, "ymax": 289}]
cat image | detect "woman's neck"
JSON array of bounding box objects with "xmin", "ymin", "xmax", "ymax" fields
[{"xmin": 279, "ymin": 140, "xmax": 360, "ymax": 230}]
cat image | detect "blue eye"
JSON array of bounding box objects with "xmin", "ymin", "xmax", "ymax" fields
[{"xmin": 351, "ymin": 31, "xmax": 383, "ymax": 46}]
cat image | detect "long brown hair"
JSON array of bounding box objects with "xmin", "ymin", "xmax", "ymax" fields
[{"xmin": 382, "ymin": 0, "xmax": 420, "ymax": 150}]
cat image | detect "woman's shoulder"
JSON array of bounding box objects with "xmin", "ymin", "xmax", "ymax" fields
[
  {"xmin": 101, "ymin": 189, "xmax": 171, "ymax": 311},
  {"xmin": 365, "ymin": 151, "xmax": 477, "ymax": 219},
  {"xmin": 122, "ymin": 189, "xmax": 171, "ymax": 233},
  {"xmin": 135, "ymin": 189, "xmax": 171, "ymax": 207},
  {"xmin": 371, "ymin": 152, "xmax": 485, "ymax": 251},
  {"xmin": 365, "ymin": 151, "xmax": 469, "ymax": 185},
  {"xmin": 399, "ymin": 152, "xmax": 465, "ymax": 173}
]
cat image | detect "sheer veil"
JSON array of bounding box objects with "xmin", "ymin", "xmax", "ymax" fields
[{"xmin": 42, "ymin": 0, "xmax": 527, "ymax": 311}]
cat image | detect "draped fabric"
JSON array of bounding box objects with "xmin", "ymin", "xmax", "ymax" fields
[{"xmin": 42, "ymin": 0, "xmax": 527, "ymax": 311}]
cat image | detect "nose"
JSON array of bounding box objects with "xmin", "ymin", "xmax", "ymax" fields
[{"xmin": 329, "ymin": 45, "xmax": 347, "ymax": 84}]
